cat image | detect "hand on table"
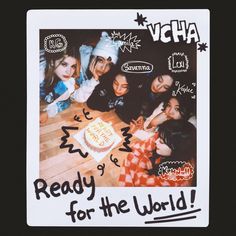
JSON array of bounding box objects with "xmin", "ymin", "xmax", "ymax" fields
[
  {"xmin": 40, "ymin": 111, "xmax": 48, "ymax": 124},
  {"xmin": 89, "ymin": 58, "xmax": 100, "ymax": 81}
]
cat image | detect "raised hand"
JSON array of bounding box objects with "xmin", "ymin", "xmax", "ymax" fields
[
  {"xmin": 89, "ymin": 58, "xmax": 99, "ymax": 81},
  {"xmin": 129, "ymin": 116, "xmax": 144, "ymax": 133},
  {"xmin": 148, "ymin": 112, "xmax": 169, "ymax": 129}
]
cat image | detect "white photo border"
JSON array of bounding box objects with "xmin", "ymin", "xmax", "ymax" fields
[{"xmin": 27, "ymin": 9, "xmax": 209, "ymax": 227}]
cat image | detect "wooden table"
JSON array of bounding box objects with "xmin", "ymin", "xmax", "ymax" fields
[{"xmin": 40, "ymin": 101, "xmax": 138, "ymax": 187}]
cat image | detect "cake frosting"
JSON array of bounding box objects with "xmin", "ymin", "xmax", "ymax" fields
[{"xmin": 84, "ymin": 118, "xmax": 115, "ymax": 152}]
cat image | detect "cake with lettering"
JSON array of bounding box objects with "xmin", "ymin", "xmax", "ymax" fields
[{"xmin": 84, "ymin": 118, "xmax": 115, "ymax": 152}]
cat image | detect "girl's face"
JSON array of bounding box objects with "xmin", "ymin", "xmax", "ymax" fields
[
  {"xmin": 164, "ymin": 98, "xmax": 182, "ymax": 120},
  {"xmin": 92, "ymin": 56, "xmax": 113, "ymax": 77},
  {"xmin": 113, "ymin": 74, "xmax": 129, "ymax": 97},
  {"xmin": 151, "ymin": 75, "xmax": 173, "ymax": 94},
  {"xmin": 155, "ymin": 137, "xmax": 172, "ymax": 157},
  {"xmin": 54, "ymin": 56, "xmax": 77, "ymax": 81}
]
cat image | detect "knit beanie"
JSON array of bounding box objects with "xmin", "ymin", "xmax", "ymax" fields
[{"xmin": 92, "ymin": 32, "xmax": 123, "ymax": 64}]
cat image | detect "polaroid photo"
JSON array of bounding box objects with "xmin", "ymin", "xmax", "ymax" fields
[{"xmin": 27, "ymin": 9, "xmax": 209, "ymax": 227}]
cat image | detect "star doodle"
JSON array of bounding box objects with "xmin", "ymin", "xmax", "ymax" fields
[
  {"xmin": 111, "ymin": 31, "xmax": 141, "ymax": 53},
  {"xmin": 134, "ymin": 12, "xmax": 147, "ymax": 26},
  {"xmin": 198, "ymin": 43, "xmax": 208, "ymax": 52}
]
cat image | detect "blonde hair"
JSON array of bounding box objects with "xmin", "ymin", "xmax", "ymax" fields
[{"xmin": 44, "ymin": 49, "xmax": 80, "ymax": 93}]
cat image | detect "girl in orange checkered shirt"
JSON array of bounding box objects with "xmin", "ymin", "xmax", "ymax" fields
[{"xmin": 119, "ymin": 120, "xmax": 196, "ymax": 187}]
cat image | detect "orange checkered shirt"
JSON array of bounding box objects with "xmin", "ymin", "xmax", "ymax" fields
[{"xmin": 118, "ymin": 133, "xmax": 195, "ymax": 187}]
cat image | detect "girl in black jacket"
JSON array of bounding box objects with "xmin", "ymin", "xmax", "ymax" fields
[
  {"xmin": 129, "ymin": 70, "xmax": 175, "ymax": 132},
  {"xmin": 87, "ymin": 69, "xmax": 140, "ymax": 124}
]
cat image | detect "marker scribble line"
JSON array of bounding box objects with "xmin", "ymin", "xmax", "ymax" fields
[
  {"xmin": 119, "ymin": 127, "xmax": 132, "ymax": 152},
  {"xmin": 60, "ymin": 126, "xmax": 88, "ymax": 158},
  {"xmin": 145, "ymin": 215, "xmax": 196, "ymax": 224},
  {"xmin": 153, "ymin": 208, "xmax": 201, "ymax": 220}
]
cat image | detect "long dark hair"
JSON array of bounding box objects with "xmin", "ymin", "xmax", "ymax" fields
[
  {"xmin": 100, "ymin": 66, "xmax": 138, "ymax": 96},
  {"xmin": 86, "ymin": 55, "xmax": 114, "ymax": 80},
  {"xmin": 162, "ymin": 94, "xmax": 192, "ymax": 120},
  {"xmin": 148, "ymin": 119, "xmax": 196, "ymax": 176},
  {"xmin": 44, "ymin": 46, "xmax": 80, "ymax": 95},
  {"xmin": 148, "ymin": 68, "xmax": 175, "ymax": 93},
  {"xmin": 138, "ymin": 70, "xmax": 175, "ymax": 118}
]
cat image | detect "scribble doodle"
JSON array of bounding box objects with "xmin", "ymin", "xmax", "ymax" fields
[
  {"xmin": 74, "ymin": 115, "xmax": 82, "ymax": 122},
  {"xmin": 168, "ymin": 52, "xmax": 189, "ymax": 73},
  {"xmin": 44, "ymin": 34, "xmax": 68, "ymax": 53},
  {"xmin": 145, "ymin": 208, "xmax": 201, "ymax": 224},
  {"xmin": 97, "ymin": 163, "xmax": 105, "ymax": 176},
  {"xmin": 110, "ymin": 31, "xmax": 141, "ymax": 53},
  {"xmin": 197, "ymin": 42, "xmax": 208, "ymax": 52},
  {"xmin": 172, "ymin": 81, "xmax": 195, "ymax": 98},
  {"xmin": 60, "ymin": 126, "xmax": 88, "ymax": 158},
  {"xmin": 119, "ymin": 127, "xmax": 132, "ymax": 152},
  {"xmin": 134, "ymin": 12, "xmax": 148, "ymax": 26},
  {"xmin": 110, "ymin": 154, "xmax": 120, "ymax": 167},
  {"xmin": 83, "ymin": 108, "xmax": 93, "ymax": 120}
]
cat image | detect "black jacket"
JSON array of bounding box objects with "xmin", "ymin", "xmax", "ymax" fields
[
  {"xmin": 87, "ymin": 79, "xmax": 140, "ymax": 124},
  {"xmin": 135, "ymin": 77, "xmax": 172, "ymax": 119}
]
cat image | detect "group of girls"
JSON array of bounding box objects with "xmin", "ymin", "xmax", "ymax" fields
[{"xmin": 40, "ymin": 31, "xmax": 196, "ymax": 187}]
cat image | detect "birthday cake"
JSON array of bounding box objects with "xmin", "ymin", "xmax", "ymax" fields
[{"xmin": 84, "ymin": 118, "xmax": 115, "ymax": 152}]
